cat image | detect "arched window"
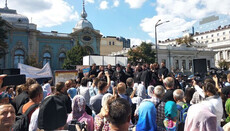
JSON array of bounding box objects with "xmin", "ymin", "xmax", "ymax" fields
[
  {"xmin": 0, "ymin": 49, "xmax": 5, "ymax": 68},
  {"xmin": 59, "ymin": 52, "xmax": 66, "ymax": 68},
  {"xmin": 43, "ymin": 52, "xmax": 51, "ymax": 66},
  {"xmin": 14, "ymin": 49, "xmax": 24, "ymax": 67},
  {"xmin": 228, "ymin": 50, "xmax": 230, "ymax": 59}
]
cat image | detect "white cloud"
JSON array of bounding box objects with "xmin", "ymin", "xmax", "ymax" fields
[
  {"xmin": 130, "ymin": 38, "xmax": 152, "ymax": 46},
  {"xmin": 125, "ymin": 0, "xmax": 147, "ymax": 8},
  {"xmin": 86, "ymin": 0, "xmax": 94, "ymax": 3},
  {"xmin": 140, "ymin": 0, "xmax": 230, "ymax": 40},
  {"xmin": 140, "ymin": 15, "xmax": 196, "ymax": 40},
  {"xmin": 113, "ymin": 0, "xmax": 119, "ymax": 7},
  {"xmin": 0, "ymin": 0, "xmax": 79, "ymax": 28},
  {"xmin": 99, "ymin": 1, "xmax": 109, "ymax": 10}
]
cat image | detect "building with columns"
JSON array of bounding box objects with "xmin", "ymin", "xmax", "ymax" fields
[
  {"xmin": 0, "ymin": 1, "xmax": 130, "ymax": 70},
  {"xmin": 110, "ymin": 44, "xmax": 216, "ymax": 75},
  {"xmin": 160, "ymin": 24, "xmax": 230, "ymax": 68}
]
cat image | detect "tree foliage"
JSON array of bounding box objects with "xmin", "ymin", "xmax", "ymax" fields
[
  {"xmin": 176, "ymin": 35, "xmax": 195, "ymax": 46},
  {"xmin": 128, "ymin": 42, "xmax": 155, "ymax": 65},
  {"xmin": 218, "ymin": 60, "xmax": 229, "ymax": 70},
  {"xmin": 25, "ymin": 54, "xmax": 42, "ymax": 68},
  {"xmin": 63, "ymin": 43, "xmax": 88, "ymax": 69},
  {"xmin": 0, "ymin": 17, "xmax": 8, "ymax": 58}
]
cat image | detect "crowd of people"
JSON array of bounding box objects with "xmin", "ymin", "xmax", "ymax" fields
[{"xmin": 1, "ymin": 62, "xmax": 230, "ymax": 131}]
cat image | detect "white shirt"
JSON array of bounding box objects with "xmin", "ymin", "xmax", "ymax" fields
[
  {"xmin": 29, "ymin": 108, "xmax": 39, "ymax": 131},
  {"xmin": 202, "ymin": 95, "xmax": 223, "ymax": 127}
]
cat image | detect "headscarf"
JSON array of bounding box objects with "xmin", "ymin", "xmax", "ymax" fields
[
  {"xmin": 164, "ymin": 101, "xmax": 177, "ymax": 119},
  {"xmin": 147, "ymin": 85, "xmax": 154, "ymax": 98},
  {"xmin": 0, "ymin": 92, "xmax": 9, "ymax": 104},
  {"xmin": 101, "ymin": 93, "xmax": 112, "ymax": 107},
  {"xmin": 225, "ymin": 98, "xmax": 230, "ymax": 123},
  {"xmin": 72, "ymin": 95, "xmax": 86, "ymax": 120},
  {"xmin": 184, "ymin": 103, "xmax": 217, "ymax": 131},
  {"xmin": 137, "ymin": 84, "xmax": 147, "ymax": 99},
  {"xmin": 136, "ymin": 101, "xmax": 157, "ymax": 131},
  {"xmin": 164, "ymin": 101, "xmax": 178, "ymax": 130},
  {"xmin": 67, "ymin": 88, "xmax": 77, "ymax": 99}
]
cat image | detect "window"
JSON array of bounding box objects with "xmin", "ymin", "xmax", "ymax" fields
[
  {"xmin": 175, "ymin": 60, "xmax": 179, "ymax": 70},
  {"xmin": 182, "ymin": 60, "xmax": 186, "ymax": 70},
  {"xmin": 211, "ymin": 34, "xmax": 214, "ymax": 37},
  {"xmin": 14, "ymin": 49, "xmax": 24, "ymax": 67},
  {"xmin": 0, "ymin": 49, "xmax": 5, "ymax": 68},
  {"xmin": 220, "ymin": 52, "xmax": 223, "ymax": 59},
  {"xmin": 59, "ymin": 52, "xmax": 66, "ymax": 68},
  {"xmin": 212, "ymin": 39, "xmax": 214, "ymax": 42},
  {"xmin": 189, "ymin": 60, "xmax": 192, "ymax": 70},
  {"xmin": 207, "ymin": 60, "xmax": 210, "ymax": 68},
  {"xmin": 228, "ymin": 51, "xmax": 230, "ymax": 59},
  {"xmin": 43, "ymin": 52, "xmax": 51, "ymax": 66},
  {"xmin": 217, "ymin": 38, "xmax": 220, "ymax": 41},
  {"xmin": 223, "ymin": 32, "xmax": 225, "ymax": 35},
  {"xmin": 162, "ymin": 59, "xmax": 166, "ymax": 66},
  {"xmin": 217, "ymin": 33, "xmax": 219, "ymax": 36},
  {"xmin": 109, "ymin": 42, "xmax": 111, "ymax": 45},
  {"xmin": 205, "ymin": 40, "xmax": 208, "ymax": 43},
  {"xmin": 206, "ymin": 35, "xmax": 208, "ymax": 38},
  {"xmin": 201, "ymin": 36, "xmax": 203, "ymax": 39},
  {"xmin": 223, "ymin": 37, "xmax": 226, "ymax": 40},
  {"xmin": 196, "ymin": 38, "xmax": 198, "ymax": 40},
  {"xmin": 112, "ymin": 42, "xmax": 114, "ymax": 45}
]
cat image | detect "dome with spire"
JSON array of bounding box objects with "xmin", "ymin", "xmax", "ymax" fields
[{"xmin": 74, "ymin": 0, "xmax": 94, "ymax": 30}]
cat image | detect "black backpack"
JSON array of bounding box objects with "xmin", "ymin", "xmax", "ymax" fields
[{"xmin": 13, "ymin": 104, "xmax": 39, "ymax": 131}]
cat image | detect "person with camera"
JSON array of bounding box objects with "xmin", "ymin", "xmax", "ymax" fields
[{"xmin": 67, "ymin": 95, "xmax": 93, "ymax": 131}]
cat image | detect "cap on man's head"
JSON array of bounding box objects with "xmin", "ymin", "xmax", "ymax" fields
[{"xmin": 38, "ymin": 96, "xmax": 67, "ymax": 130}]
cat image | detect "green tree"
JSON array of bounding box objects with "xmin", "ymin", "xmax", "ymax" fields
[
  {"xmin": 63, "ymin": 43, "xmax": 88, "ymax": 69},
  {"xmin": 176, "ymin": 36, "xmax": 195, "ymax": 46},
  {"xmin": 218, "ymin": 60, "xmax": 229, "ymax": 70},
  {"xmin": 0, "ymin": 17, "xmax": 8, "ymax": 58},
  {"xmin": 128, "ymin": 42, "xmax": 155, "ymax": 65},
  {"xmin": 25, "ymin": 54, "xmax": 42, "ymax": 68}
]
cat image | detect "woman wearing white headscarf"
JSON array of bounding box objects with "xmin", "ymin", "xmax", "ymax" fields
[
  {"xmin": 67, "ymin": 95, "xmax": 94, "ymax": 131},
  {"xmin": 94, "ymin": 93, "xmax": 112, "ymax": 131}
]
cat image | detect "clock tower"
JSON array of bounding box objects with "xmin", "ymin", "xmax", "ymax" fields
[{"xmin": 71, "ymin": 0, "xmax": 102, "ymax": 55}]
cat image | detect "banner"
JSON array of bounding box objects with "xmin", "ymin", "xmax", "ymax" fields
[{"xmin": 18, "ymin": 63, "xmax": 53, "ymax": 78}]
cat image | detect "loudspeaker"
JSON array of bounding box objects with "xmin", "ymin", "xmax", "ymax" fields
[
  {"xmin": 0, "ymin": 68, "xmax": 20, "ymax": 75},
  {"xmin": 193, "ymin": 59, "xmax": 207, "ymax": 75}
]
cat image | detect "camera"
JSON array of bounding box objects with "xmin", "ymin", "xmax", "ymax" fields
[{"xmin": 68, "ymin": 119, "xmax": 87, "ymax": 131}]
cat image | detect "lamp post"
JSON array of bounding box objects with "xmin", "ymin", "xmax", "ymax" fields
[{"xmin": 155, "ymin": 20, "xmax": 170, "ymax": 63}]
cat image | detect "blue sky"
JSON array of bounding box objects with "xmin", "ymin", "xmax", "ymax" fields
[{"xmin": 1, "ymin": 0, "xmax": 230, "ymax": 46}]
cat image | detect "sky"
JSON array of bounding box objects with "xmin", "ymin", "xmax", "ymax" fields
[{"xmin": 1, "ymin": 0, "xmax": 230, "ymax": 46}]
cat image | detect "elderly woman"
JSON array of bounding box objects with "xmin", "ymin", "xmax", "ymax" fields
[
  {"xmin": 67, "ymin": 95, "xmax": 94, "ymax": 131},
  {"xmin": 135, "ymin": 101, "xmax": 157, "ymax": 131},
  {"xmin": 185, "ymin": 103, "xmax": 219, "ymax": 131},
  {"xmin": 164, "ymin": 101, "xmax": 178, "ymax": 131},
  {"xmin": 94, "ymin": 93, "xmax": 113, "ymax": 131}
]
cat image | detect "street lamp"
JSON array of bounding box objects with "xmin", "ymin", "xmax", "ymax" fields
[{"xmin": 155, "ymin": 19, "xmax": 170, "ymax": 63}]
